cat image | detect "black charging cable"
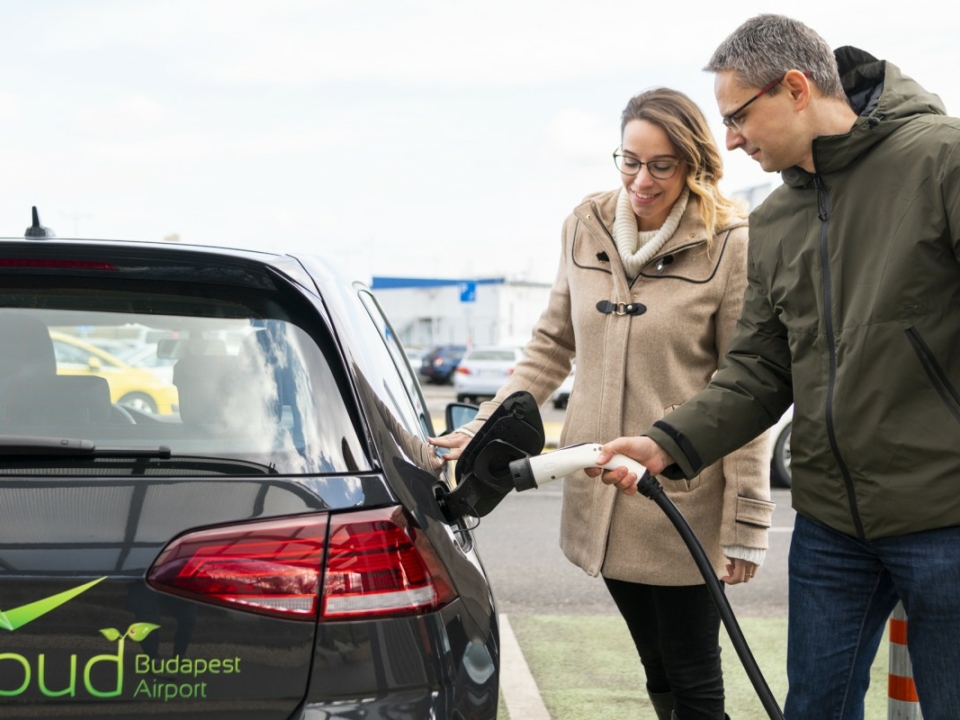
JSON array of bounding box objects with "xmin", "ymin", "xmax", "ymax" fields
[
  {"xmin": 441, "ymin": 389, "xmax": 785, "ymax": 718},
  {"xmin": 635, "ymin": 470, "xmax": 785, "ymax": 720}
]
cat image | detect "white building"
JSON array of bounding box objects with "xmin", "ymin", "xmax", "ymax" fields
[
  {"xmin": 371, "ymin": 185, "xmax": 774, "ymax": 352},
  {"xmin": 370, "ymin": 276, "xmax": 552, "ymax": 349}
]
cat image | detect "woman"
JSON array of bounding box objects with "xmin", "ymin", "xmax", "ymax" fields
[{"xmin": 431, "ymin": 88, "xmax": 772, "ymax": 720}]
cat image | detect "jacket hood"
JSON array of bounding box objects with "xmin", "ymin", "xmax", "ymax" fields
[{"xmin": 782, "ymin": 46, "xmax": 947, "ymax": 186}]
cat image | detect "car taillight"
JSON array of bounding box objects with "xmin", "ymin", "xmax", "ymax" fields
[
  {"xmin": 148, "ymin": 515, "xmax": 327, "ymax": 620},
  {"xmin": 322, "ymin": 507, "xmax": 456, "ymax": 620},
  {"xmin": 456, "ymin": 367, "xmax": 471, "ymax": 375},
  {"xmin": 147, "ymin": 508, "xmax": 457, "ymax": 622}
]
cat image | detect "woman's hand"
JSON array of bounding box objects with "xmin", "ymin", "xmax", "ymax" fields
[
  {"xmin": 428, "ymin": 432, "xmax": 472, "ymax": 463},
  {"xmin": 722, "ymin": 557, "xmax": 759, "ymax": 585}
]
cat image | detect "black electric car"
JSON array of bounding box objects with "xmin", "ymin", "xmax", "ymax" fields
[{"xmin": 0, "ymin": 214, "xmax": 497, "ymax": 719}]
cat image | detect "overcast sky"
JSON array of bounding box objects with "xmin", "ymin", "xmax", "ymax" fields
[{"xmin": 3, "ymin": 1, "xmax": 956, "ymax": 283}]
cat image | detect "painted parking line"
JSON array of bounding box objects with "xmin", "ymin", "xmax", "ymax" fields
[{"xmin": 498, "ymin": 613, "xmax": 551, "ymax": 720}]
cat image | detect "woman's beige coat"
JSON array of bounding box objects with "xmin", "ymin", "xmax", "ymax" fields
[{"xmin": 462, "ymin": 189, "xmax": 774, "ymax": 585}]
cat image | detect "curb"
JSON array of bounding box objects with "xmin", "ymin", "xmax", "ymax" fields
[{"xmin": 498, "ymin": 614, "xmax": 551, "ymax": 719}]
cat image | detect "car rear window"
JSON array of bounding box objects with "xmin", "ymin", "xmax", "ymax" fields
[
  {"xmin": 466, "ymin": 350, "xmax": 518, "ymax": 362},
  {"xmin": 0, "ymin": 279, "xmax": 368, "ymax": 475}
]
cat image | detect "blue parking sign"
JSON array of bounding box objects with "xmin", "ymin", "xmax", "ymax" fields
[{"xmin": 459, "ymin": 281, "xmax": 476, "ymax": 303}]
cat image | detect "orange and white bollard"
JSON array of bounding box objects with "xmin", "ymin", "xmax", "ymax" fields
[{"xmin": 888, "ymin": 602, "xmax": 923, "ymax": 719}]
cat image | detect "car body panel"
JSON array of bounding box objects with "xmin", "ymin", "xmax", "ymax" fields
[{"xmin": 0, "ymin": 237, "xmax": 498, "ymax": 719}]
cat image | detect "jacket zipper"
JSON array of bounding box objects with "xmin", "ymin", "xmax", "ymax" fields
[{"xmin": 816, "ymin": 175, "xmax": 866, "ymax": 538}]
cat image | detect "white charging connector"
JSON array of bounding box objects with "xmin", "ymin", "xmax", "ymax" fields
[{"xmin": 508, "ymin": 442, "xmax": 648, "ymax": 491}]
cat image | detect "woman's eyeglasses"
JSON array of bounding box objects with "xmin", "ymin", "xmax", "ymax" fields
[{"xmin": 612, "ymin": 149, "xmax": 681, "ymax": 180}]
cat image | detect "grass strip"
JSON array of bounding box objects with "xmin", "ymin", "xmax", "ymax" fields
[{"xmin": 509, "ymin": 614, "xmax": 892, "ymax": 720}]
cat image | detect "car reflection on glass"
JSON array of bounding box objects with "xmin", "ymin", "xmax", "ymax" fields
[
  {"xmin": 420, "ymin": 344, "xmax": 467, "ymax": 385},
  {"xmin": 117, "ymin": 342, "xmax": 178, "ymax": 385},
  {"xmin": 50, "ymin": 331, "xmax": 179, "ymax": 414}
]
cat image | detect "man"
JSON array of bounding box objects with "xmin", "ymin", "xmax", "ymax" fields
[{"xmin": 591, "ymin": 14, "xmax": 960, "ymax": 719}]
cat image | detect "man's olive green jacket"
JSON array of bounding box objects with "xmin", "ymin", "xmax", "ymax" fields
[{"xmin": 648, "ymin": 47, "xmax": 960, "ymax": 540}]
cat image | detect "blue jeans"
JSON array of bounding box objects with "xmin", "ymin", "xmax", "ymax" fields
[{"xmin": 786, "ymin": 514, "xmax": 960, "ymax": 719}]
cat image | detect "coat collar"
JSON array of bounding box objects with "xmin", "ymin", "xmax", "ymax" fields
[{"xmin": 573, "ymin": 188, "xmax": 744, "ymax": 263}]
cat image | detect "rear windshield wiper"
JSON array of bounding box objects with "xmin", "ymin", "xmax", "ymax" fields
[
  {"xmin": 0, "ymin": 435, "xmax": 171, "ymax": 459},
  {"xmin": 0, "ymin": 437, "xmax": 280, "ymax": 475}
]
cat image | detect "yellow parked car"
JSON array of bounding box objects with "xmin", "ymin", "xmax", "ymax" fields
[{"xmin": 50, "ymin": 331, "xmax": 179, "ymax": 415}]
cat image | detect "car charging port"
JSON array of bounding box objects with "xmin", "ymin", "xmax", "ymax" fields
[{"xmin": 434, "ymin": 391, "xmax": 545, "ymax": 523}]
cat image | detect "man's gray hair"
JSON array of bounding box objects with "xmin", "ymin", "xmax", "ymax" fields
[{"xmin": 705, "ymin": 14, "xmax": 847, "ymax": 101}]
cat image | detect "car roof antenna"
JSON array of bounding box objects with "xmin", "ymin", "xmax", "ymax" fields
[{"xmin": 25, "ymin": 206, "xmax": 56, "ymax": 238}]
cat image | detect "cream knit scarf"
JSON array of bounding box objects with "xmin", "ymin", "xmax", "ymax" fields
[{"xmin": 613, "ymin": 185, "xmax": 690, "ymax": 278}]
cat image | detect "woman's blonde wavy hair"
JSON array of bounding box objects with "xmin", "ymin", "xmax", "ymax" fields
[{"xmin": 621, "ymin": 88, "xmax": 746, "ymax": 244}]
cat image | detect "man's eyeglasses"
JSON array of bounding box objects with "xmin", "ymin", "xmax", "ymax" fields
[
  {"xmin": 722, "ymin": 71, "xmax": 812, "ymax": 132},
  {"xmin": 612, "ymin": 149, "xmax": 682, "ymax": 180}
]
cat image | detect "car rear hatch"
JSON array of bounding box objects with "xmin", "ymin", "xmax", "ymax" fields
[
  {"xmin": 0, "ymin": 469, "xmax": 400, "ymax": 718},
  {"xmin": 0, "ymin": 241, "xmax": 463, "ymax": 718},
  {"xmin": 458, "ymin": 348, "xmax": 520, "ymax": 383}
]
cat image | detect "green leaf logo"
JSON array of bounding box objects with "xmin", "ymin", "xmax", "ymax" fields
[
  {"xmin": 100, "ymin": 622, "xmax": 159, "ymax": 644},
  {"xmin": 125, "ymin": 622, "xmax": 160, "ymax": 642},
  {"xmin": 0, "ymin": 577, "xmax": 107, "ymax": 631}
]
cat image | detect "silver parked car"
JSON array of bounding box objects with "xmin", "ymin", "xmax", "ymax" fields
[
  {"xmin": 454, "ymin": 345, "xmax": 524, "ymax": 403},
  {"xmin": 770, "ymin": 405, "xmax": 794, "ymax": 488}
]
